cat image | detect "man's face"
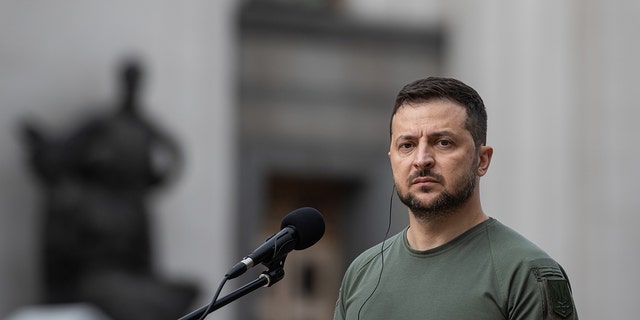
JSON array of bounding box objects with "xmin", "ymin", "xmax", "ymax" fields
[{"xmin": 389, "ymin": 100, "xmax": 482, "ymax": 220}]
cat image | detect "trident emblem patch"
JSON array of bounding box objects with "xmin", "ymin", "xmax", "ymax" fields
[{"xmin": 545, "ymin": 279, "xmax": 575, "ymax": 319}]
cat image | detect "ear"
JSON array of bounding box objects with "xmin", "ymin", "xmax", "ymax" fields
[{"xmin": 477, "ymin": 145, "xmax": 493, "ymax": 177}]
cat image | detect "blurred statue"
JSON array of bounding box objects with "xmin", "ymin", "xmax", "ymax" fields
[{"xmin": 20, "ymin": 58, "xmax": 197, "ymax": 320}]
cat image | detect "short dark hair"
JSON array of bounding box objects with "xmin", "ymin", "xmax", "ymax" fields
[{"xmin": 390, "ymin": 77, "xmax": 487, "ymax": 147}]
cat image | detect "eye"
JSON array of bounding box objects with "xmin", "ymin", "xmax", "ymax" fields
[
  {"xmin": 398, "ymin": 142, "xmax": 414, "ymax": 151},
  {"xmin": 437, "ymin": 139, "xmax": 453, "ymax": 147}
]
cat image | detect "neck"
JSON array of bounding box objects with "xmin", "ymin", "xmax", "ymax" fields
[{"xmin": 405, "ymin": 198, "xmax": 487, "ymax": 251}]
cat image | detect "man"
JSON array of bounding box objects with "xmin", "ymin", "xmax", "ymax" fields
[{"xmin": 333, "ymin": 77, "xmax": 577, "ymax": 320}]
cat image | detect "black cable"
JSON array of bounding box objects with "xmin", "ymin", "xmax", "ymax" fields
[
  {"xmin": 197, "ymin": 275, "xmax": 229, "ymax": 320},
  {"xmin": 356, "ymin": 184, "xmax": 395, "ymax": 320}
]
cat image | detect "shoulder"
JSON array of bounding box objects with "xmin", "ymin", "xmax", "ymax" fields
[
  {"xmin": 351, "ymin": 231, "xmax": 401, "ymax": 267},
  {"xmin": 483, "ymin": 219, "xmax": 578, "ymax": 319},
  {"xmin": 341, "ymin": 230, "xmax": 403, "ymax": 283},
  {"xmin": 482, "ymin": 219, "xmax": 566, "ymax": 283},
  {"xmin": 484, "ymin": 219, "xmax": 553, "ymax": 263},
  {"xmin": 334, "ymin": 230, "xmax": 404, "ymax": 318}
]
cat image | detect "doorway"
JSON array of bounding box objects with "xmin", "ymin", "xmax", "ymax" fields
[{"xmin": 257, "ymin": 173, "xmax": 356, "ymax": 320}]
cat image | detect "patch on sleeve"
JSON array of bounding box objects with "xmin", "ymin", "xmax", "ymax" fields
[{"xmin": 544, "ymin": 278, "xmax": 575, "ymax": 319}]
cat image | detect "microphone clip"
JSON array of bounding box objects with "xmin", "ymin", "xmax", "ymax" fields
[{"xmin": 261, "ymin": 255, "xmax": 287, "ymax": 287}]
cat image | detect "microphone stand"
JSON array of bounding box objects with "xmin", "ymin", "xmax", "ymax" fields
[{"xmin": 178, "ymin": 260, "xmax": 286, "ymax": 320}]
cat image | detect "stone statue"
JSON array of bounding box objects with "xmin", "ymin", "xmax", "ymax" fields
[{"xmin": 20, "ymin": 58, "xmax": 197, "ymax": 320}]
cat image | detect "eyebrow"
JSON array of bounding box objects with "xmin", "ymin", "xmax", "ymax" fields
[
  {"xmin": 394, "ymin": 134, "xmax": 416, "ymax": 145},
  {"xmin": 430, "ymin": 130, "xmax": 458, "ymax": 139},
  {"xmin": 394, "ymin": 130, "xmax": 458, "ymax": 143}
]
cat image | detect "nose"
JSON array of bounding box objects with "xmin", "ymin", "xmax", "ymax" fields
[{"xmin": 413, "ymin": 144, "xmax": 435, "ymax": 170}]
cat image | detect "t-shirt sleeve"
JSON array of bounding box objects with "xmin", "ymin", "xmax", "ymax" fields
[
  {"xmin": 332, "ymin": 244, "xmax": 382, "ymax": 320},
  {"xmin": 333, "ymin": 255, "xmax": 358, "ymax": 320},
  {"xmin": 333, "ymin": 285, "xmax": 346, "ymax": 320},
  {"xmin": 508, "ymin": 258, "xmax": 578, "ymax": 320}
]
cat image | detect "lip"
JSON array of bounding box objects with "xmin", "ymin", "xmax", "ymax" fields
[{"xmin": 411, "ymin": 177, "xmax": 440, "ymax": 185}]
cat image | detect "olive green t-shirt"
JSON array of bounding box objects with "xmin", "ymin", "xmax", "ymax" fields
[{"xmin": 333, "ymin": 218, "xmax": 577, "ymax": 320}]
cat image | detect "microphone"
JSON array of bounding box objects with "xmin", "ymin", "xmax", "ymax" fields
[{"xmin": 225, "ymin": 207, "xmax": 325, "ymax": 279}]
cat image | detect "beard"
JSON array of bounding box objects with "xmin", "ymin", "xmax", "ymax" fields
[{"xmin": 397, "ymin": 159, "xmax": 478, "ymax": 221}]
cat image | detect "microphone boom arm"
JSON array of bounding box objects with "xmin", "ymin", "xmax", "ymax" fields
[{"xmin": 178, "ymin": 260, "xmax": 287, "ymax": 320}]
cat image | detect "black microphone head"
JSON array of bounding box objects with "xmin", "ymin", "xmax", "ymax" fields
[{"xmin": 281, "ymin": 207, "xmax": 325, "ymax": 250}]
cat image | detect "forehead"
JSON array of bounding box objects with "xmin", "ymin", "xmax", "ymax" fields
[{"xmin": 391, "ymin": 100, "xmax": 468, "ymax": 136}]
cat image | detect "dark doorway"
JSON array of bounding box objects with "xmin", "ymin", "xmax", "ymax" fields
[{"xmin": 256, "ymin": 173, "xmax": 356, "ymax": 320}]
